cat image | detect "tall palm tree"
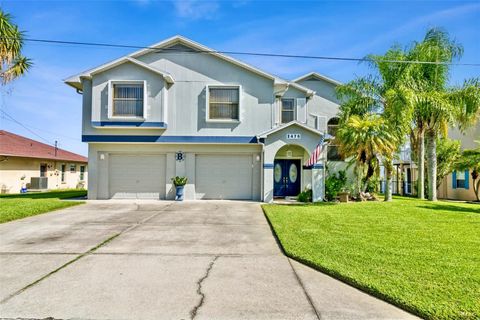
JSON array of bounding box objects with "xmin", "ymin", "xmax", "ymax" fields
[
  {"xmin": 336, "ymin": 114, "xmax": 398, "ymax": 196},
  {"xmin": 336, "ymin": 47, "xmax": 412, "ymax": 201},
  {"xmin": 0, "ymin": 9, "xmax": 31, "ymax": 84},
  {"xmin": 407, "ymin": 28, "xmax": 480, "ymax": 201}
]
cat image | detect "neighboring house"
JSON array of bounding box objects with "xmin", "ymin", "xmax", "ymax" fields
[
  {"xmin": 64, "ymin": 35, "xmax": 343, "ymax": 201},
  {"xmin": 0, "ymin": 130, "xmax": 88, "ymax": 194},
  {"xmin": 437, "ymin": 123, "xmax": 480, "ymax": 201}
]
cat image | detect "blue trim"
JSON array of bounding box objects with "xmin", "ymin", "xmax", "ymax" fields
[
  {"xmin": 465, "ymin": 170, "xmax": 469, "ymax": 190},
  {"xmin": 312, "ymin": 164, "xmax": 324, "ymax": 169},
  {"xmin": 263, "ymin": 163, "xmax": 274, "ymax": 169},
  {"xmin": 82, "ymin": 135, "xmax": 258, "ymax": 143},
  {"xmin": 452, "ymin": 171, "xmax": 457, "ymax": 189},
  {"xmin": 92, "ymin": 121, "xmax": 167, "ymax": 128}
]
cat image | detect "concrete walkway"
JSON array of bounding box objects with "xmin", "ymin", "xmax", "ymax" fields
[{"xmin": 0, "ymin": 201, "xmax": 417, "ymax": 319}]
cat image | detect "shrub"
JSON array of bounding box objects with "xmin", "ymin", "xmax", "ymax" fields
[
  {"xmin": 297, "ymin": 189, "xmax": 312, "ymax": 202},
  {"xmin": 325, "ymin": 170, "xmax": 347, "ymax": 201}
]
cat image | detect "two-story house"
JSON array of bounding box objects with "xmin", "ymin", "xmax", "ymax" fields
[{"xmin": 65, "ymin": 36, "xmax": 343, "ymax": 202}]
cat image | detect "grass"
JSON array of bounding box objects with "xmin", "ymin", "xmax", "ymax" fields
[
  {"xmin": 263, "ymin": 197, "xmax": 480, "ymax": 319},
  {"xmin": 0, "ymin": 189, "xmax": 87, "ymax": 223}
]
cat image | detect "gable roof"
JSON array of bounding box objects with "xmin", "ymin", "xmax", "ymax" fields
[
  {"xmin": 65, "ymin": 57, "xmax": 174, "ymax": 90},
  {"xmin": 64, "ymin": 35, "xmax": 314, "ymax": 95},
  {"xmin": 257, "ymin": 121, "xmax": 322, "ymax": 139},
  {"xmin": 292, "ymin": 72, "xmax": 342, "ymax": 86},
  {"xmin": 0, "ymin": 130, "xmax": 87, "ymax": 162}
]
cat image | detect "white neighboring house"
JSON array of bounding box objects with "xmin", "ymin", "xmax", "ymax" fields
[
  {"xmin": 0, "ymin": 130, "xmax": 88, "ymax": 193},
  {"xmin": 64, "ymin": 35, "xmax": 344, "ymax": 201}
]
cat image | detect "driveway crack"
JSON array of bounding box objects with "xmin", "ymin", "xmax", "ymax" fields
[
  {"xmin": 189, "ymin": 255, "xmax": 219, "ymax": 320},
  {"xmin": 0, "ymin": 203, "xmax": 174, "ymax": 305}
]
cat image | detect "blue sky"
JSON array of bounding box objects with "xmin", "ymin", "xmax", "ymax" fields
[{"xmin": 1, "ymin": 0, "xmax": 479, "ymax": 156}]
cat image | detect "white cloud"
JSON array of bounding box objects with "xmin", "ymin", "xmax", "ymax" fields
[{"xmin": 173, "ymin": 0, "xmax": 220, "ymax": 20}]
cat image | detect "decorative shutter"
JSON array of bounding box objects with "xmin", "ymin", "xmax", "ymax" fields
[
  {"xmin": 464, "ymin": 170, "xmax": 469, "ymax": 189},
  {"xmin": 317, "ymin": 116, "xmax": 327, "ymax": 131},
  {"xmin": 452, "ymin": 171, "xmax": 457, "ymax": 189},
  {"xmin": 296, "ymin": 98, "xmax": 307, "ymax": 123}
]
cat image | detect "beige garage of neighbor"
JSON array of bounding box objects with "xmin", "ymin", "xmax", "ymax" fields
[
  {"xmin": 195, "ymin": 154, "xmax": 254, "ymax": 200},
  {"xmin": 109, "ymin": 154, "xmax": 166, "ymax": 199}
]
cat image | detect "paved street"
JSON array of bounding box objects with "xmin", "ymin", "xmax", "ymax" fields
[{"xmin": 0, "ymin": 201, "xmax": 417, "ymax": 319}]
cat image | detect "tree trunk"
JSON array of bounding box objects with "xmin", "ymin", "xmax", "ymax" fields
[
  {"xmin": 417, "ymin": 127, "xmax": 425, "ymax": 199},
  {"xmin": 383, "ymin": 158, "xmax": 393, "ymax": 201},
  {"xmin": 426, "ymin": 129, "xmax": 437, "ymax": 201},
  {"xmin": 474, "ymin": 178, "xmax": 480, "ymax": 202}
]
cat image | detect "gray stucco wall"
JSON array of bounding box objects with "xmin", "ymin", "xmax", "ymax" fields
[{"xmin": 295, "ymin": 78, "xmax": 340, "ymax": 131}]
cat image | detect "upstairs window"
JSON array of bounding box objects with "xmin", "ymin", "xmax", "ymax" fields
[
  {"xmin": 327, "ymin": 117, "xmax": 343, "ymax": 161},
  {"xmin": 70, "ymin": 164, "xmax": 76, "ymax": 173},
  {"xmin": 110, "ymin": 81, "xmax": 145, "ymax": 118},
  {"xmin": 208, "ymin": 86, "xmax": 240, "ymax": 121},
  {"xmin": 281, "ymin": 99, "xmax": 295, "ymax": 123}
]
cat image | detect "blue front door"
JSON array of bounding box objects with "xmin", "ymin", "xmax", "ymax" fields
[{"xmin": 273, "ymin": 159, "xmax": 301, "ymax": 197}]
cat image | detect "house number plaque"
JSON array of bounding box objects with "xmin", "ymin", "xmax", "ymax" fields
[
  {"xmin": 175, "ymin": 152, "xmax": 185, "ymax": 162},
  {"xmin": 286, "ymin": 133, "xmax": 301, "ymax": 140}
]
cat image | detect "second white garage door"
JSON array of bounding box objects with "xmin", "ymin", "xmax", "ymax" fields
[
  {"xmin": 109, "ymin": 154, "xmax": 166, "ymax": 199},
  {"xmin": 195, "ymin": 154, "xmax": 253, "ymax": 200}
]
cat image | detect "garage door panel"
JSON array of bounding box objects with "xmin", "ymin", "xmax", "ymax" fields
[
  {"xmin": 196, "ymin": 154, "xmax": 252, "ymax": 200},
  {"xmin": 109, "ymin": 154, "xmax": 166, "ymax": 199}
]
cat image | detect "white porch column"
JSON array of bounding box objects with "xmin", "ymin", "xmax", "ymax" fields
[
  {"xmin": 312, "ymin": 163, "xmax": 325, "ymax": 202},
  {"xmin": 263, "ymin": 164, "xmax": 274, "ymax": 202}
]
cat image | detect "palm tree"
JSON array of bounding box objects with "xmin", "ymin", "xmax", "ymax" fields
[
  {"xmin": 0, "ymin": 9, "xmax": 31, "ymax": 84},
  {"xmin": 456, "ymin": 141, "xmax": 480, "ymax": 201},
  {"xmin": 407, "ymin": 28, "xmax": 480, "ymax": 201},
  {"xmin": 336, "ymin": 114, "xmax": 398, "ymax": 196},
  {"xmin": 336, "ymin": 47, "xmax": 412, "ymax": 201}
]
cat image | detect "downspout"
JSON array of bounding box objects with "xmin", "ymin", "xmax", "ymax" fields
[{"xmin": 272, "ymin": 83, "xmax": 289, "ymax": 128}]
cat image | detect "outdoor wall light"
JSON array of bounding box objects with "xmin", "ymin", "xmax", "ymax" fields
[
  {"xmin": 256, "ymin": 155, "xmax": 260, "ymax": 161},
  {"xmin": 100, "ymin": 154, "xmax": 105, "ymax": 160}
]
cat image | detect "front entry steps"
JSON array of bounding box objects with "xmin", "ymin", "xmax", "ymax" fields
[{"xmin": 273, "ymin": 196, "xmax": 300, "ymax": 204}]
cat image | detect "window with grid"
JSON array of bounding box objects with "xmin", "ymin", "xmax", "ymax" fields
[
  {"xmin": 208, "ymin": 87, "xmax": 239, "ymax": 120},
  {"xmin": 327, "ymin": 117, "xmax": 343, "ymax": 161},
  {"xmin": 80, "ymin": 166, "xmax": 85, "ymax": 181},
  {"xmin": 112, "ymin": 83, "xmax": 144, "ymax": 117},
  {"xmin": 281, "ymin": 99, "xmax": 295, "ymax": 123}
]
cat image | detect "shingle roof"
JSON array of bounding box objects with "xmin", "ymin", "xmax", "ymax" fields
[{"xmin": 0, "ymin": 130, "xmax": 87, "ymax": 163}]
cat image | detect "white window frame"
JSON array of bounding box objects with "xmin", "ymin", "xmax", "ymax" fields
[
  {"xmin": 206, "ymin": 85, "xmax": 242, "ymax": 123},
  {"xmin": 281, "ymin": 98, "xmax": 296, "ymax": 124},
  {"xmin": 108, "ymin": 80, "xmax": 147, "ymax": 120}
]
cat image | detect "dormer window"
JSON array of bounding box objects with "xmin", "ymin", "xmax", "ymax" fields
[
  {"xmin": 207, "ymin": 86, "xmax": 240, "ymax": 121},
  {"xmin": 108, "ymin": 80, "xmax": 146, "ymax": 118}
]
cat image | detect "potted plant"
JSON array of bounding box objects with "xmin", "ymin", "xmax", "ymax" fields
[
  {"xmin": 171, "ymin": 176, "xmax": 188, "ymax": 201},
  {"xmin": 338, "ymin": 184, "xmax": 353, "ymax": 203}
]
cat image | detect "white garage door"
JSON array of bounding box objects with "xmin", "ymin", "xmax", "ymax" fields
[
  {"xmin": 196, "ymin": 154, "xmax": 253, "ymax": 200},
  {"xmin": 109, "ymin": 154, "xmax": 166, "ymax": 199}
]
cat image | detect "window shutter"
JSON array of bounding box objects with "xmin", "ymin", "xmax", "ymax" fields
[
  {"xmin": 296, "ymin": 98, "xmax": 307, "ymax": 123},
  {"xmin": 452, "ymin": 171, "xmax": 457, "ymax": 189},
  {"xmin": 317, "ymin": 116, "xmax": 327, "ymax": 131},
  {"xmin": 464, "ymin": 170, "xmax": 469, "ymax": 189}
]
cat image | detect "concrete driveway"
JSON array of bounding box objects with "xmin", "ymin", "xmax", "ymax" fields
[{"xmin": 0, "ymin": 201, "xmax": 417, "ymax": 320}]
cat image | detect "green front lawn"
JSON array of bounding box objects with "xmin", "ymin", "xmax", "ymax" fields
[
  {"xmin": 263, "ymin": 197, "xmax": 480, "ymax": 319},
  {"xmin": 0, "ymin": 189, "xmax": 87, "ymax": 223}
]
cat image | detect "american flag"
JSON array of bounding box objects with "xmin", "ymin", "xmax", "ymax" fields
[{"xmin": 305, "ymin": 135, "xmax": 328, "ymax": 167}]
